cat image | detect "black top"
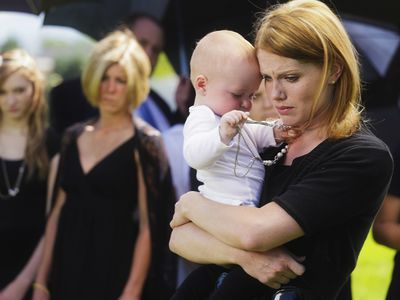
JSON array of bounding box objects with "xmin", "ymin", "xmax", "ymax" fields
[
  {"xmin": 0, "ymin": 128, "xmax": 60, "ymax": 290},
  {"xmin": 49, "ymin": 118, "xmax": 177, "ymax": 299},
  {"xmin": 261, "ymin": 129, "xmax": 393, "ymax": 299},
  {"xmin": 50, "ymin": 135, "xmax": 140, "ymax": 299}
]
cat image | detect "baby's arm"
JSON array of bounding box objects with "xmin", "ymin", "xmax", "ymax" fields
[
  {"xmin": 184, "ymin": 106, "xmax": 231, "ymax": 169},
  {"xmin": 219, "ymin": 110, "xmax": 249, "ymax": 145}
]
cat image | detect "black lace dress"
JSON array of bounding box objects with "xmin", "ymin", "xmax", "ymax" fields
[{"xmin": 50, "ymin": 135, "xmax": 143, "ymax": 300}]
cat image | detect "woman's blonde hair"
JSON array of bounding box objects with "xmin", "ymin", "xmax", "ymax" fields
[
  {"xmin": 0, "ymin": 49, "xmax": 48, "ymax": 179},
  {"xmin": 254, "ymin": 0, "xmax": 362, "ymax": 138},
  {"xmin": 81, "ymin": 29, "xmax": 151, "ymax": 110}
]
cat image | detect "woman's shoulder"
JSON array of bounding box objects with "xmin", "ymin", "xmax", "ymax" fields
[
  {"xmin": 328, "ymin": 129, "xmax": 393, "ymax": 168},
  {"xmin": 134, "ymin": 117, "xmax": 161, "ymax": 139},
  {"xmin": 134, "ymin": 117, "xmax": 164, "ymax": 153},
  {"xmin": 339, "ymin": 129, "xmax": 391, "ymax": 153}
]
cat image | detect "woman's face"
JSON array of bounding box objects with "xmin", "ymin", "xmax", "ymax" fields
[
  {"xmin": 99, "ymin": 63, "xmax": 130, "ymax": 115},
  {"xmin": 257, "ymin": 49, "xmax": 327, "ymax": 128},
  {"xmin": 0, "ymin": 72, "xmax": 34, "ymax": 122}
]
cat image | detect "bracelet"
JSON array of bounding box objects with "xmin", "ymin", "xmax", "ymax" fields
[{"xmin": 32, "ymin": 282, "xmax": 50, "ymax": 296}]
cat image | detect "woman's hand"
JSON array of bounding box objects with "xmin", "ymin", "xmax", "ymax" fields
[
  {"xmin": 170, "ymin": 191, "xmax": 198, "ymax": 228},
  {"xmin": 237, "ymin": 247, "xmax": 305, "ymax": 289},
  {"xmin": 31, "ymin": 283, "xmax": 50, "ymax": 300}
]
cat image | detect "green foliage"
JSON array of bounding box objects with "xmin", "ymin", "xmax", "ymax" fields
[
  {"xmin": 0, "ymin": 37, "xmax": 21, "ymax": 52},
  {"xmin": 41, "ymin": 36, "xmax": 94, "ymax": 82}
]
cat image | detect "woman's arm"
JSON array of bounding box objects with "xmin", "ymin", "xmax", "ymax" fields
[
  {"xmin": 119, "ymin": 152, "xmax": 152, "ymax": 300},
  {"xmin": 373, "ymin": 194, "xmax": 400, "ymax": 250},
  {"xmin": 33, "ymin": 155, "xmax": 66, "ymax": 300},
  {"xmin": 170, "ymin": 191, "xmax": 304, "ymax": 252},
  {"xmin": 170, "ymin": 222, "xmax": 305, "ymax": 289},
  {"xmin": 0, "ymin": 153, "xmax": 63, "ymax": 300},
  {"xmin": 0, "ymin": 239, "xmax": 44, "ymax": 300}
]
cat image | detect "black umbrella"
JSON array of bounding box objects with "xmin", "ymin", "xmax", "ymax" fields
[
  {"xmin": 342, "ymin": 15, "xmax": 400, "ymax": 81},
  {"xmin": 341, "ymin": 15, "xmax": 400, "ymax": 108},
  {"xmin": 330, "ymin": 0, "xmax": 400, "ymax": 27},
  {"xmin": 1, "ymin": 0, "xmax": 42, "ymax": 14}
]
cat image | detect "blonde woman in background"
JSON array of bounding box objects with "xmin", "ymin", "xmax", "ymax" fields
[
  {"xmin": 33, "ymin": 30, "xmax": 176, "ymax": 300},
  {"xmin": 0, "ymin": 49, "xmax": 59, "ymax": 300}
]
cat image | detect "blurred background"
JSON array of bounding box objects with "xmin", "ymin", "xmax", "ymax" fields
[{"xmin": 0, "ymin": 1, "xmax": 399, "ymax": 299}]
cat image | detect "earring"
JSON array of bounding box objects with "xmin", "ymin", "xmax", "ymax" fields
[{"xmin": 331, "ymin": 80, "xmax": 336, "ymax": 84}]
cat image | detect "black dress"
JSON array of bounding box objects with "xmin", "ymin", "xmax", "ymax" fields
[
  {"xmin": 50, "ymin": 135, "xmax": 143, "ymax": 299},
  {"xmin": 0, "ymin": 129, "xmax": 59, "ymax": 299}
]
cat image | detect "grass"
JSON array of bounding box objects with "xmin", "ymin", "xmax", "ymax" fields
[{"xmin": 352, "ymin": 230, "xmax": 395, "ymax": 300}]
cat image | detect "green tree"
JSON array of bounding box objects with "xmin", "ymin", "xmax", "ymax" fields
[{"xmin": 0, "ymin": 37, "xmax": 21, "ymax": 52}]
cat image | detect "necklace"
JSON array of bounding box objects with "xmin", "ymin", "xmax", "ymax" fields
[
  {"xmin": 245, "ymin": 119, "xmax": 291, "ymax": 130},
  {"xmin": 262, "ymin": 145, "xmax": 288, "ymax": 166},
  {"xmin": 0, "ymin": 158, "xmax": 26, "ymax": 199},
  {"xmin": 234, "ymin": 120, "xmax": 289, "ymax": 177}
]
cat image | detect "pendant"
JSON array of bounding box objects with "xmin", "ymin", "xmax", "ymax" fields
[{"xmin": 8, "ymin": 188, "xmax": 19, "ymax": 197}]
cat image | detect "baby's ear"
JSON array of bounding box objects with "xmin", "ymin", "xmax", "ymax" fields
[{"xmin": 194, "ymin": 75, "xmax": 207, "ymax": 95}]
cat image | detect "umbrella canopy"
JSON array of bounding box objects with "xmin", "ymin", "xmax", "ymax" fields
[
  {"xmin": 342, "ymin": 15, "xmax": 400, "ymax": 81},
  {"xmin": 1, "ymin": 0, "xmax": 41, "ymax": 14},
  {"xmin": 341, "ymin": 15, "xmax": 400, "ymax": 108},
  {"xmin": 332, "ymin": 0, "xmax": 400, "ymax": 27}
]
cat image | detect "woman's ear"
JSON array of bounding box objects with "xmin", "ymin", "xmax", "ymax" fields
[
  {"xmin": 329, "ymin": 62, "xmax": 343, "ymax": 84},
  {"xmin": 194, "ymin": 75, "xmax": 207, "ymax": 95}
]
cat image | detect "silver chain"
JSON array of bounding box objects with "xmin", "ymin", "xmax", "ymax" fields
[
  {"xmin": 245, "ymin": 119, "xmax": 291, "ymax": 131},
  {"xmin": 0, "ymin": 158, "xmax": 26, "ymax": 199},
  {"xmin": 234, "ymin": 120, "xmax": 289, "ymax": 177}
]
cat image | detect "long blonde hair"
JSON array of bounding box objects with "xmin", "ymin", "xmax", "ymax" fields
[
  {"xmin": 254, "ymin": 0, "xmax": 362, "ymax": 138},
  {"xmin": 0, "ymin": 49, "xmax": 48, "ymax": 179}
]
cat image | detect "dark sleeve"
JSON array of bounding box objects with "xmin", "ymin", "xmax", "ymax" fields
[
  {"xmin": 136, "ymin": 123, "xmax": 177, "ymax": 298},
  {"xmin": 274, "ymin": 139, "xmax": 393, "ymax": 235}
]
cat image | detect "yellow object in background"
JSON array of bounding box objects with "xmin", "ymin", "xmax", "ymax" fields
[{"xmin": 352, "ymin": 230, "xmax": 395, "ymax": 300}]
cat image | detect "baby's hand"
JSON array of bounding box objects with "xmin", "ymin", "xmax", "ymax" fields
[{"xmin": 219, "ymin": 110, "xmax": 249, "ymax": 144}]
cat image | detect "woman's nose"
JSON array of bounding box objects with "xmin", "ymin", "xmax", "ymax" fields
[
  {"xmin": 271, "ymin": 81, "xmax": 285, "ymax": 100},
  {"xmin": 5, "ymin": 93, "xmax": 16, "ymax": 105},
  {"xmin": 106, "ymin": 80, "xmax": 116, "ymax": 92}
]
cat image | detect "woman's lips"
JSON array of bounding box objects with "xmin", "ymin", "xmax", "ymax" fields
[{"xmin": 275, "ymin": 106, "xmax": 292, "ymax": 115}]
